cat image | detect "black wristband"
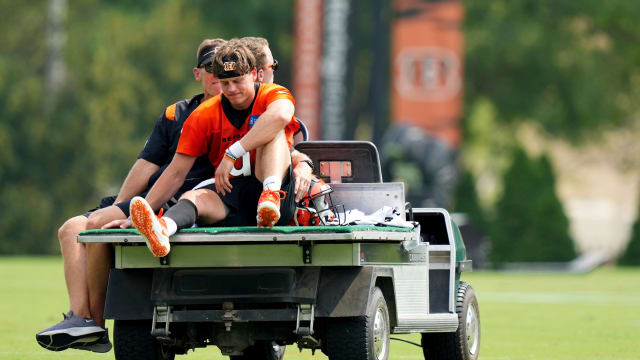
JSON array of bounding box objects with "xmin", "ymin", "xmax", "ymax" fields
[{"xmin": 301, "ymin": 159, "xmax": 314, "ymax": 171}]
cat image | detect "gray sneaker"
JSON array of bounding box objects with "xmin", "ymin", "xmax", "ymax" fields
[
  {"xmin": 72, "ymin": 329, "xmax": 112, "ymax": 353},
  {"xmin": 36, "ymin": 311, "xmax": 106, "ymax": 351}
]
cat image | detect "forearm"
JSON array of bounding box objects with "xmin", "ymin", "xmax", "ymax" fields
[
  {"xmin": 291, "ymin": 150, "xmax": 311, "ymax": 168},
  {"xmin": 115, "ymin": 159, "xmax": 160, "ymax": 203},
  {"xmin": 239, "ymin": 114, "xmax": 288, "ymax": 151},
  {"xmin": 239, "ymin": 100, "xmax": 294, "ymax": 151},
  {"xmin": 144, "ymin": 154, "xmax": 195, "ymax": 211},
  {"xmin": 144, "ymin": 175, "xmax": 184, "ymax": 211}
]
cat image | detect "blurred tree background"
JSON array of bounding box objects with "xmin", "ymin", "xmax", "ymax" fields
[
  {"xmin": 489, "ymin": 146, "xmax": 575, "ymax": 264},
  {"xmin": 1, "ymin": 0, "xmax": 639, "ymax": 256},
  {"xmin": 618, "ymin": 190, "xmax": 640, "ymax": 266},
  {"xmin": 464, "ymin": 0, "xmax": 640, "ymax": 138},
  {"xmin": 0, "ymin": 0, "xmax": 294, "ymax": 254},
  {"xmin": 456, "ymin": 0, "xmax": 640, "ymax": 265}
]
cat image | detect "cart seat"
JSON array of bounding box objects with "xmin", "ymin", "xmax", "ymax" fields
[{"xmin": 294, "ymin": 141, "xmax": 382, "ymax": 183}]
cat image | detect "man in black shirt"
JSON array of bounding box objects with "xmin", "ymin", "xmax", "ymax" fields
[{"xmin": 35, "ymin": 38, "xmax": 227, "ymax": 353}]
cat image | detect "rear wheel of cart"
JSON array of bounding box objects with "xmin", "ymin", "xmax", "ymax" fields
[
  {"xmin": 325, "ymin": 286, "xmax": 390, "ymax": 360},
  {"xmin": 421, "ymin": 282, "xmax": 480, "ymax": 360},
  {"xmin": 113, "ymin": 320, "xmax": 175, "ymax": 360},
  {"xmin": 229, "ymin": 341, "xmax": 285, "ymax": 360}
]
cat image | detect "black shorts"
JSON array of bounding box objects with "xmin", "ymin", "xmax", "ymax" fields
[
  {"xmin": 103, "ymin": 177, "xmax": 212, "ymax": 218},
  {"xmin": 113, "ymin": 188, "xmax": 152, "ymax": 219},
  {"xmin": 113, "ymin": 199, "xmax": 134, "ymax": 218},
  {"xmin": 198, "ymin": 166, "xmax": 296, "ymax": 227},
  {"xmin": 82, "ymin": 195, "xmax": 117, "ymax": 217}
]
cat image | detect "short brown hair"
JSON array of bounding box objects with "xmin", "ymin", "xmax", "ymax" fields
[
  {"xmin": 240, "ymin": 37, "xmax": 269, "ymax": 69},
  {"xmin": 212, "ymin": 39, "xmax": 256, "ymax": 79},
  {"xmin": 196, "ymin": 38, "xmax": 226, "ymax": 66}
]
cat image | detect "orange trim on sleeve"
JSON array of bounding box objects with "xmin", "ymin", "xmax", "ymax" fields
[{"xmin": 164, "ymin": 103, "xmax": 177, "ymax": 121}]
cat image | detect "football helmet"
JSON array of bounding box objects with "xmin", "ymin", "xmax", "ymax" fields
[{"xmin": 291, "ymin": 175, "xmax": 340, "ymax": 226}]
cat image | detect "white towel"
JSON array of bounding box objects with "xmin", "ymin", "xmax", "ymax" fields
[{"xmin": 331, "ymin": 206, "xmax": 417, "ymax": 229}]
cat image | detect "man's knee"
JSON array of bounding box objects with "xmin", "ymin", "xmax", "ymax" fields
[
  {"xmin": 179, "ymin": 189, "xmax": 198, "ymax": 202},
  {"xmin": 261, "ymin": 130, "xmax": 288, "ymax": 152},
  {"xmin": 181, "ymin": 189, "xmax": 213, "ymax": 211},
  {"xmin": 58, "ymin": 216, "xmax": 87, "ymax": 244},
  {"xmin": 179, "ymin": 189, "xmax": 226, "ymax": 224}
]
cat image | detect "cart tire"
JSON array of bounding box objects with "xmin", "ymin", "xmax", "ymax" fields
[
  {"xmin": 326, "ymin": 286, "xmax": 390, "ymax": 360},
  {"xmin": 113, "ymin": 320, "xmax": 175, "ymax": 360},
  {"xmin": 229, "ymin": 341, "xmax": 285, "ymax": 360},
  {"xmin": 421, "ymin": 282, "xmax": 480, "ymax": 360}
]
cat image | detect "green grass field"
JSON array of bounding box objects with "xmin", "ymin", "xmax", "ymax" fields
[{"xmin": 1, "ymin": 257, "xmax": 639, "ymax": 360}]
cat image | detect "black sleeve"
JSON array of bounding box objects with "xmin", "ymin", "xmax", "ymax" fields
[{"xmin": 138, "ymin": 109, "xmax": 171, "ymax": 166}]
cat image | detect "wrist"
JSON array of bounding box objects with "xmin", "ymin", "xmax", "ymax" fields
[
  {"xmin": 223, "ymin": 154, "xmax": 237, "ymax": 163},
  {"xmin": 300, "ymin": 159, "xmax": 314, "ymax": 172},
  {"xmin": 225, "ymin": 142, "xmax": 247, "ymax": 162}
]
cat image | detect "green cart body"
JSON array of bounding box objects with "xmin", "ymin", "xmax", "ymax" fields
[{"xmin": 79, "ymin": 141, "xmax": 479, "ymax": 360}]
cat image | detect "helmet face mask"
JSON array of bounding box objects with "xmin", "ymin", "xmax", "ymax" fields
[{"xmin": 290, "ymin": 175, "xmax": 342, "ymax": 226}]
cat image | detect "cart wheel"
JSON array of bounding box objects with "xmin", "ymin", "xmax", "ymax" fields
[
  {"xmin": 113, "ymin": 320, "xmax": 175, "ymax": 360},
  {"xmin": 421, "ymin": 282, "xmax": 480, "ymax": 360},
  {"xmin": 326, "ymin": 286, "xmax": 390, "ymax": 360},
  {"xmin": 229, "ymin": 341, "xmax": 285, "ymax": 360}
]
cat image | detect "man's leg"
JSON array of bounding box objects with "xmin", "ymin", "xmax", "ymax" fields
[
  {"xmin": 255, "ymin": 130, "xmax": 291, "ymax": 183},
  {"xmin": 255, "ymin": 130, "xmax": 292, "ymax": 227},
  {"xmin": 36, "ymin": 216, "xmax": 105, "ymax": 352},
  {"xmin": 85, "ymin": 205, "xmax": 126, "ymax": 328},
  {"xmin": 56, "ymin": 204, "xmax": 131, "ymax": 354},
  {"xmin": 130, "ymin": 189, "xmax": 227, "ymax": 257},
  {"xmin": 58, "ymin": 216, "xmax": 91, "ymax": 318},
  {"xmin": 85, "ymin": 243, "xmax": 112, "ymax": 328},
  {"xmin": 179, "ymin": 189, "xmax": 227, "ymax": 225}
]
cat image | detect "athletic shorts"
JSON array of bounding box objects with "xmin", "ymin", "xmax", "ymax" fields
[
  {"xmin": 82, "ymin": 195, "xmax": 117, "ymax": 217},
  {"xmin": 109, "ymin": 177, "xmax": 209, "ymax": 218},
  {"xmin": 113, "ymin": 188, "xmax": 152, "ymax": 219},
  {"xmin": 198, "ymin": 166, "xmax": 296, "ymax": 227},
  {"xmin": 87, "ymin": 175, "xmax": 214, "ymax": 219}
]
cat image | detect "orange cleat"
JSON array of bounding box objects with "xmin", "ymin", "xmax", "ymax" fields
[
  {"xmin": 129, "ymin": 196, "xmax": 170, "ymax": 257},
  {"xmin": 257, "ymin": 189, "xmax": 286, "ymax": 228}
]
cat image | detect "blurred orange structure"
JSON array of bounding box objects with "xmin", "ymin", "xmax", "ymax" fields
[
  {"xmin": 292, "ymin": 0, "xmax": 323, "ymax": 140},
  {"xmin": 391, "ymin": 0, "xmax": 464, "ymax": 148}
]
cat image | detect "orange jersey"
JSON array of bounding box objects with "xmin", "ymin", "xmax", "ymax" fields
[{"xmin": 177, "ymin": 83, "xmax": 299, "ymax": 177}]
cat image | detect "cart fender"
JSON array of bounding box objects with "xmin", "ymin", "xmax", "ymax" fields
[
  {"xmin": 315, "ymin": 266, "xmax": 395, "ymax": 318},
  {"xmin": 104, "ymin": 268, "xmax": 154, "ymax": 320}
]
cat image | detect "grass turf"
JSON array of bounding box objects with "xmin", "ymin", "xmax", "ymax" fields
[{"xmin": 1, "ymin": 256, "xmax": 639, "ymax": 359}]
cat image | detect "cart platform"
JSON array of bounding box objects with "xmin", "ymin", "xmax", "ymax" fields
[{"xmin": 78, "ymin": 225, "xmax": 426, "ymax": 269}]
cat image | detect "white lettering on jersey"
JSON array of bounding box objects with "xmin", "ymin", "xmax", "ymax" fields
[{"xmin": 230, "ymin": 152, "xmax": 251, "ymax": 177}]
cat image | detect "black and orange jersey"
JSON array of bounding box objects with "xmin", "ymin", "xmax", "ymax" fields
[
  {"xmin": 177, "ymin": 83, "xmax": 298, "ymax": 178},
  {"xmin": 138, "ymin": 93, "xmax": 215, "ymax": 191}
]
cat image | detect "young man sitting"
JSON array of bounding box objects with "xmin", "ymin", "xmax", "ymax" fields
[{"xmin": 128, "ymin": 39, "xmax": 300, "ymax": 257}]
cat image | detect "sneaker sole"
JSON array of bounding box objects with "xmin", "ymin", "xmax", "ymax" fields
[
  {"xmin": 73, "ymin": 340, "xmax": 113, "ymax": 353},
  {"xmin": 257, "ymin": 201, "xmax": 280, "ymax": 228},
  {"xmin": 36, "ymin": 331, "xmax": 104, "ymax": 352},
  {"xmin": 130, "ymin": 197, "xmax": 170, "ymax": 257}
]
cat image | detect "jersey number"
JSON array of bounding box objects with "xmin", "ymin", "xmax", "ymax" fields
[{"xmin": 230, "ymin": 152, "xmax": 252, "ymax": 177}]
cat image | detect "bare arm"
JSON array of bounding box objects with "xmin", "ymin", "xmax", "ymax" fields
[
  {"xmin": 291, "ymin": 150, "xmax": 311, "ymax": 167},
  {"xmin": 144, "ymin": 153, "xmax": 196, "ymax": 211},
  {"xmin": 214, "ymin": 98, "xmax": 296, "ymax": 194},
  {"xmin": 114, "ymin": 159, "xmax": 161, "ymax": 203},
  {"xmin": 238, "ymin": 98, "xmax": 295, "ymax": 151}
]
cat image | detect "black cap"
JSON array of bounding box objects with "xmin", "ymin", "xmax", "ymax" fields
[
  {"xmin": 197, "ymin": 46, "xmax": 218, "ymax": 68},
  {"xmin": 216, "ymin": 57, "xmax": 247, "ymax": 79}
]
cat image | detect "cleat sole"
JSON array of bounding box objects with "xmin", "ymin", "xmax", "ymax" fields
[
  {"xmin": 130, "ymin": 197, "xmax": 170, "ymax": 257},
  {"xmin": 257, "ymin": 201, "xmax": 280, "ymax": 228}
]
